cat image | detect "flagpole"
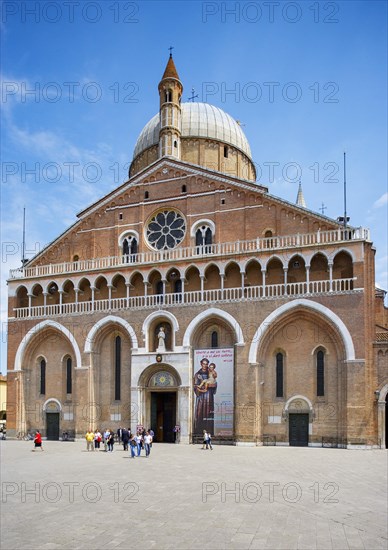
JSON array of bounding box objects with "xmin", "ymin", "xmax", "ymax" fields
[
  {"xmin": 22, "ymin": 206, "xmax": 26, "ymax": 265},
  {"xmin": 343, "ymin": 152, "xmax": 347, "ymax": 230}
]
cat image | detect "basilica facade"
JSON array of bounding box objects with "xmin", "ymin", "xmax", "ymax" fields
[{"xmin": 6, "ymin": 56, "xmax": 388, "ymax": 447}]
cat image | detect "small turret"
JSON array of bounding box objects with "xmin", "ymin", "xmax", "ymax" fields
[
  {"xmin": 296, "ymin": 181, "xmax": 306, "ymax": 208},
  {"xmin": 158, "ymin": 53, "xmax": 183, "ymax": 160}
]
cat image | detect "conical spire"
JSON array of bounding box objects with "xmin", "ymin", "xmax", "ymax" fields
[
  {"xmin": 296, "ymin": 181, "xmax": 306, "ymax": 208},
  {"xmin": 161, "ymin": 54, "xmax": 180, "ymax": 80}
]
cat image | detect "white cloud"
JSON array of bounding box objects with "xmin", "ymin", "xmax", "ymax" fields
[{"xmin": 373, "ymin": 192, "xmax": 388, "ymax": 209}]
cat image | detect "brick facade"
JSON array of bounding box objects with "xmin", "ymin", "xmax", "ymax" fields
[{"xmin": 6, "ymin": 57, "xmax": 388, "ymax": 447}]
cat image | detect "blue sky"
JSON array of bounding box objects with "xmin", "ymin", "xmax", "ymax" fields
[{"xmin": 1, "ymin": 0, "xmax": 387, "ymax": 373}]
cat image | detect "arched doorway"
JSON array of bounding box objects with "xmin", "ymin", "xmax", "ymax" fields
[
  {"xmin": 142, "ymin": 367, "xmax": 180, "ymax": 443},
  {"xmin": 149, "ymin": 371, "xmax": 177, "ymax": 443},
  {"xmin": 44, "ymin": 400, "xmax": 61, "ymax": 440},
  {"xmin": 386, "ymin": 393, "xmax": 388, "ymax": 449},
  {"xmin": 284, "ymin": 396, "xmax": 313, "ymax": 447},
  {"xmin": 377, "ymin": 383, "xmax": 388, "ymax": 449}
]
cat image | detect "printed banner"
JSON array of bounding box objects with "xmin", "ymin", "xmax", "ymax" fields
[{"xmin": 193, "ymin": 348, "xmax": 234, "ymax": 437}]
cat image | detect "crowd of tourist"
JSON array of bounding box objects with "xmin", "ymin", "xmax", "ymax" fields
[{"xmin": 84, "ymin": 427, "xmax": 154, "ymax": 457}]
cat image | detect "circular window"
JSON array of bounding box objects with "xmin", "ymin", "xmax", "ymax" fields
[{"xmin": 146, "ymin": 210, "xmax": 186, "ymax": 250}]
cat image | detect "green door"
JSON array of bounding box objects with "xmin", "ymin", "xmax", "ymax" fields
[
  {"xmin": 46, "ymin": 413, "xmax": 60, "ymax": 440},
  {"xmin": 289, "ymin": 414, "xmax": 309, "ymax": 446}
]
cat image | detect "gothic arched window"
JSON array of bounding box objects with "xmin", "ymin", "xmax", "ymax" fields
[
  {"xmin": 122, "ymin": 235, "xmax": 138, "ymax": 263},
  {"xmin": 211, "ymin": 331, "xmax": 218, "ymax": 348},
  {"xmin": 195, "ymin": 226, "xmax": 213, "ymax": 253},
  {"xmin": 317, "ymin": 350, "xmax": 325, "ymax": 396},
  {"xmin": 40, "ymin": 358, "xmax": 46, "ymax": 395},
  {"xmin": 276, "ymin": 352, "xmax": 283, "ymax": 398},
  {"xmin": 66, "ymin": 357, "xmax": 72, "ymax": 395},
  {"xmin": 115, "ymin": 336, "xmax": 121, "ymax": 401}
]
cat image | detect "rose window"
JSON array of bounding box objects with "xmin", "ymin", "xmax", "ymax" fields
[{"xmin": 146, "ymin": 210, "xmax": 186, "ymax": 250}]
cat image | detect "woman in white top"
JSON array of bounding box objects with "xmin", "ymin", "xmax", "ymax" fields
[{"xmin": 144, "ymin": 431, "xmax": 153, "ymax": 457}]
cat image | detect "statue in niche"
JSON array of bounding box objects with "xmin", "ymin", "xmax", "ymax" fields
[{"xmin": 157, "ymin": 326, "xmax": 166, "ymax": 353}]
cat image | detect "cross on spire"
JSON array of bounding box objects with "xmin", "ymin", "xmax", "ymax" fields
[
  {"xmin": 188, "ymin": 87, "xmax": 199, "ymax": 102},
  {"xmin": 168, "ymin": 46, "xmax": 174, "ymax": 58},
  {"xmin": 319, "ymin": 202, "xmax": 327, "ymax": 215}
]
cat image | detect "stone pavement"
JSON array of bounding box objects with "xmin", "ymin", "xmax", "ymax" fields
[{"xmin": 1, "ymin": 441, "xmax": 387, "ymax": 549}]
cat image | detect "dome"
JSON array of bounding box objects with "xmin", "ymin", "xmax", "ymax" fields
[{"xmin": 133, "ymin": 102, "xmax": 252, "ymax": 160}]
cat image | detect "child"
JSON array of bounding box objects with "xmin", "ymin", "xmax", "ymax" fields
[{"xmin": 197, "ymin": 363, "xmax": 217, "ymax": 390}]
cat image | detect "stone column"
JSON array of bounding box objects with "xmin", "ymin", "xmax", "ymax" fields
[
  {"xmin": 108, "ymin": 284, "xmax": 113, "ymax": 310},
  {"xmin": 261, "ymin": 270, "xmax": 266, "ymax": 297},
  {"xmin": 162, "ymin": 279, "xmax": 166, "ymax": 304},
  {"xmin": 283, "ymin": 267, "xmax": 288, "ymax": 295},
  {"xmin": 241, "ymin": 270, "xmax": 245, "ymax": 298},
  {"xmin": 328, "ymin": 262, "xmax": 333, "ymax": 292},
  {"xmin": 177, "ymin": 386, "xmax": 190, "ymax": 444},
  {"xmin": 181, "ymin": 278, "xmax": 186, "ymax": 304},
  {"xmin": 377, "ymin": 400, "xmax": 386, "ymax": 449},
  {"xmin": 58, "ymin": 289, "xmax": 64, "ymax": 314},
  {"xmin": 126, "ymin": 283, "xmax": 131, "ymax": 308},
  {"xmin": 306, "ymin": 265, "xmax": 310, "ymax": 294},
  {"xmin": 200, "ymin": 275, "xmax": 205, "ymax": 302},
  {"xmin": 74, "ymin": 288, "xmax": 79, "ymax": 304},
  {"xmin": 27, "ymin": 293, "xmax": 33, "ymax": 317},
  {"xmin": 43, "ymin": 291, "xmax": 48, "ymax": 316},
  {"xmin": 90, "ymin": 286, "xmax": 96, "ymax": 312}
]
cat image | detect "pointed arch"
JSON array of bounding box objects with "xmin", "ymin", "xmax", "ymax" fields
[
  {"xmin": 183, "ymin": 308, "xmax": 244, "ymax": 347},
  {"xmin": 14, "ymin": 320, "xmax": 82, "ymax": 371},
  {"xmin": 84, "ymin": 315, "xmax": 138, "ymax": 353},
  {"xmin": 248, "ymin": 299, "xmax": 355, "ymax": 364}
]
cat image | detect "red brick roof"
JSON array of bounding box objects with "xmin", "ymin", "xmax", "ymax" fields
[{"xmin": 162, "ymin": 55, "xmax": 180, "ymax": 80}]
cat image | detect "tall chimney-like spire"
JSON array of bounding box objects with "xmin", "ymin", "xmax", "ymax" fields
[
  {"xmin": 158, "ymin": 51, "xmax": 183, "ymax": 160},
  {"xmin": 295, "ymin": 181, "xmax": 306, "ymax": 208}
]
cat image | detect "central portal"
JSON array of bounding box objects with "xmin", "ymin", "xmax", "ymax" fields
[{"xmin": 151, "ymin": 392, "xmax": 176, "ymax": 443}]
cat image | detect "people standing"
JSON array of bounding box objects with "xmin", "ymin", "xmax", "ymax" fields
[
  {"xmin": 121, "ymin": 428, "xmax": 130, "ymax": 451},
  {"xmin": 33, "ymin": 431, "xmax": 43, "ymax": 451},
  {"xmin": 117, "ymin": 426, "xmax": 123, "ymax": 444},
  {"xmin": 103, "ymin": 428, "xmax": 110, "ymax": 452},
  {"xmin": 85, "ymin": 429, "xmax": 94, "ymax": 451},
  {"xmin": 94, "ymin": 430, "xmax": 102, "ymax": 450},
  {"xmin": 107, "ymin": 430, "xmax": 115, "ymax": 452}
]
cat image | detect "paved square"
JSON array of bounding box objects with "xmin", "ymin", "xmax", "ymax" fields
[{"xmin": 1, "ymin": 441, "xmax": 387, "ymax": 549}]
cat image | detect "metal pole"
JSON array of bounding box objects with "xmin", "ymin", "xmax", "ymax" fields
[
  {"xmin": 343, "ymin": 152, "xmax": 347, "ymax": 230},
  {"xmin": 22, "ymin": 206, "xmax": 26, "ymax": 264}
]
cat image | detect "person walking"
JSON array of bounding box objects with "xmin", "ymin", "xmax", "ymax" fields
[
  {"xmin": 129, "ymin": 434, "xmax": 137, "ymax": 458},
  {"xmin": 32, "ymin": 431, "xmax": 43, "ymax": 451},
  {"xmin": 85, "ymin": 429, "xmax": 94, "ymax": 451},
  {"xmin": 144, "ymin": 431, "xmax": 153, "ymax": 457},
  {"xmin": 202, "ymin": 430, "xmax": 209, "ymax": 450},
  {"xmin": 135, "ymin": 432, "xmax": 143, "ymax": 456},
  {"xmin": 122, "ymin": 428, "xmax": 129, "ymax": 451},
  {"xmin": 207, "ymin": 432, "xmax": 213, "ymax": 450}
]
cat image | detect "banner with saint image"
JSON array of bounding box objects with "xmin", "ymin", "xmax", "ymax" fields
[{"xmin": 193, "ymin": 348, "xmax": 234, "ymax": 437}]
